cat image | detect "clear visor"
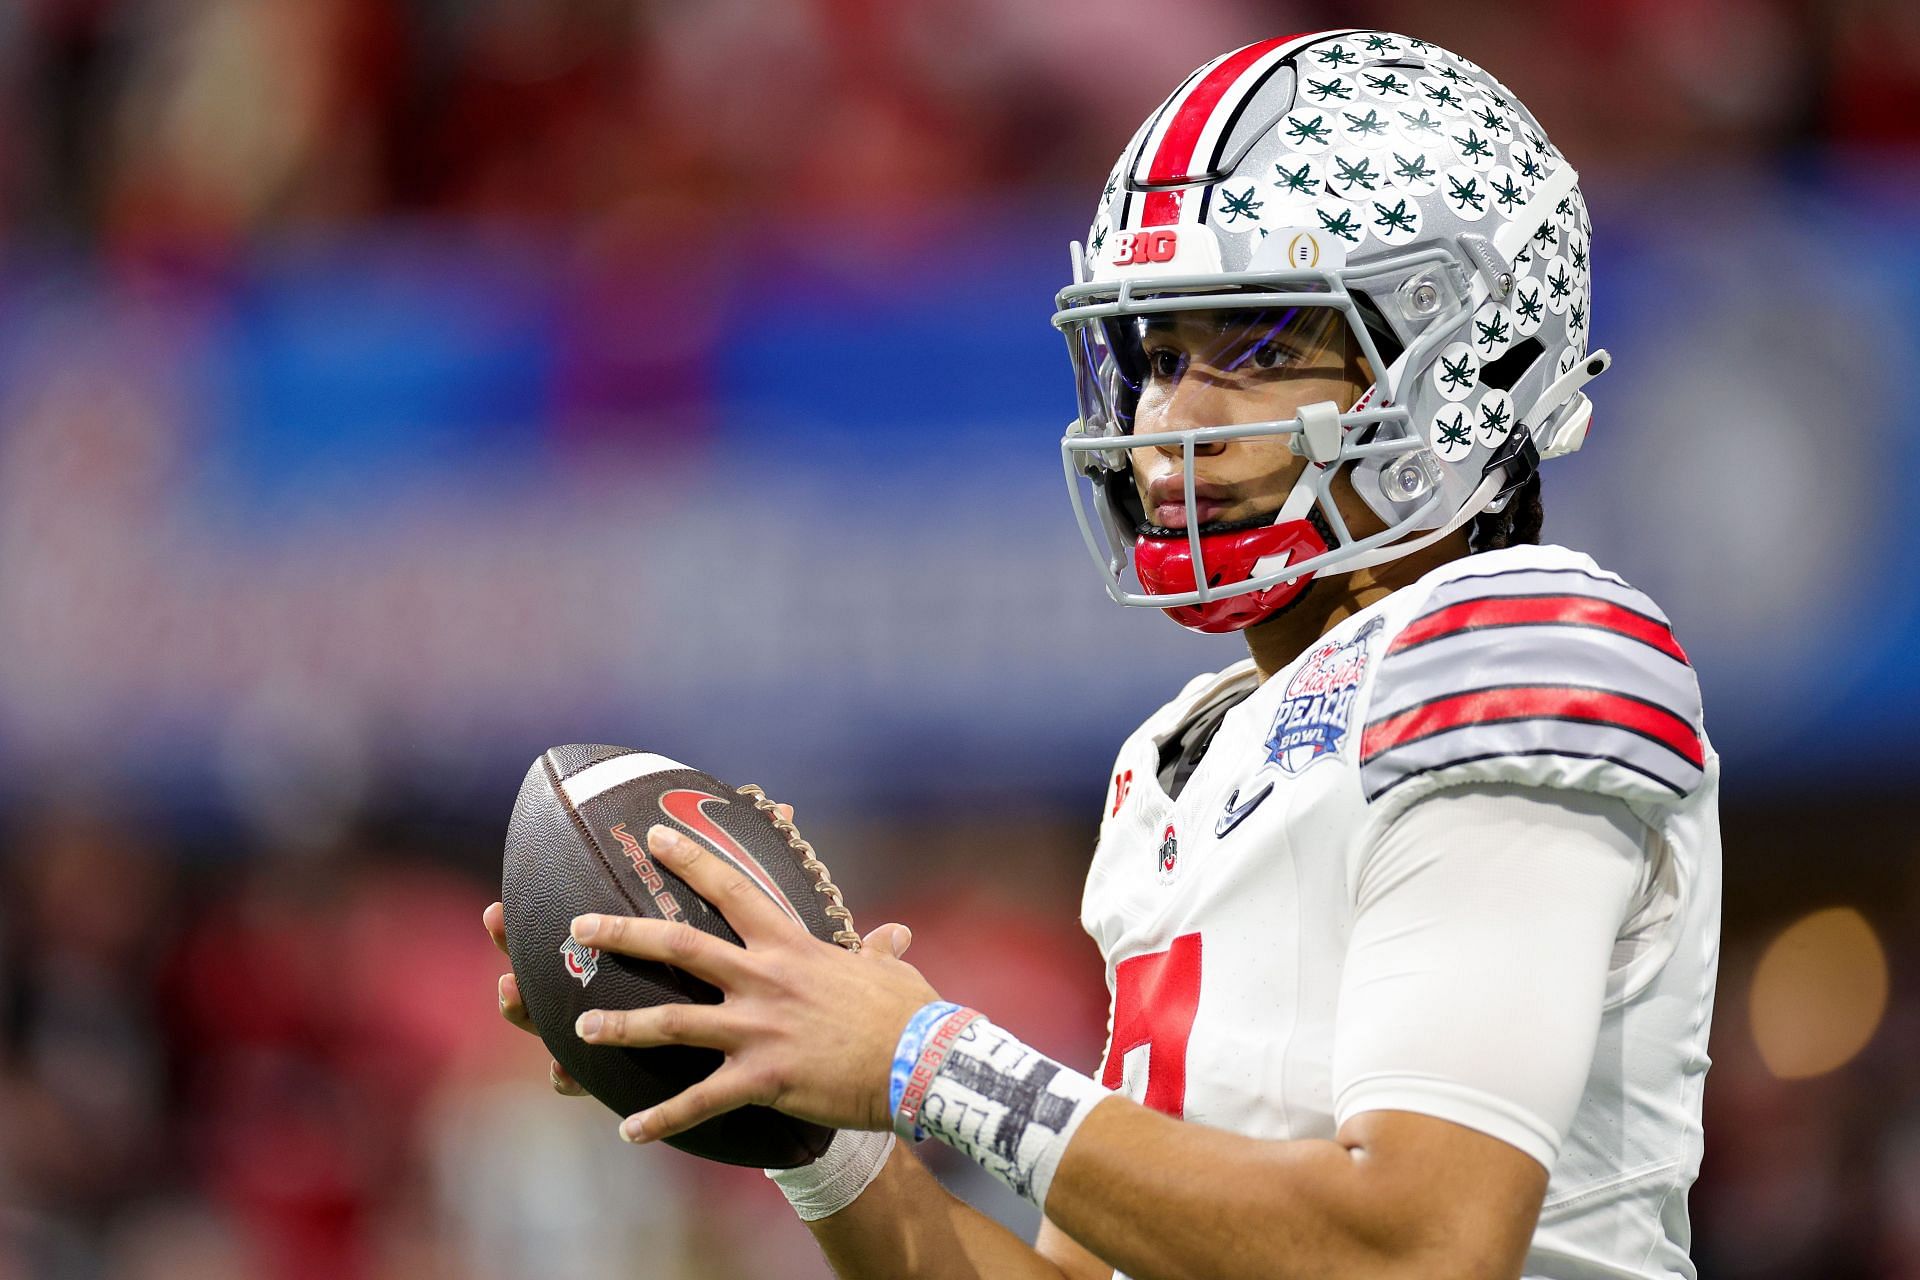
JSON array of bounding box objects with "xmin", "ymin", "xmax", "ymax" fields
[
  {"xmin": 1090, "ymin": 302, "xmax": 1363, "ymax": 440},
  {"xmin": 1061, "ymin": 294, "xmax": 1400, "ymax": 515},
  {"xmin": 1058, "ymin": 287, "xmax": 1459, "ymax": 608}
]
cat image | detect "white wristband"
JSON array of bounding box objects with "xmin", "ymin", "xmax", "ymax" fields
[
  {"xmin": 765, "ymin": 1128, "xmax": 896, "ymax": 1222},
  {"xmin": 899, "ymin": 1009, "xmax": 1108, "ymax": 1210}
]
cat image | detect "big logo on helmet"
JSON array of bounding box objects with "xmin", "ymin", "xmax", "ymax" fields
[{"xmin": 1112, "ymin": 229, "xmax": 1179, "ymax": 267}]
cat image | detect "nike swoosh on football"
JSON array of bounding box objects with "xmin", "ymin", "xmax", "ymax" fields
[
  {"xmin": 658, "ymin": 789, "xmax": 807, "ymax": 927},
  {"xmin": 1215, "ymin": 780, "xmax": 1275, "ymax": 838}
]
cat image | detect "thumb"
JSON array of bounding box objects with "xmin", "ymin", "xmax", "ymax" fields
[{"xmin": 862, "ymin": 922, "xmax": 912, "ymax": 958}]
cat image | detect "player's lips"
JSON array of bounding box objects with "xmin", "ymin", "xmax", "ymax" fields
[
  {"xmin": 1151, "ymin": 500, "xmax": 1230, "ymax": 529},
  {"xmin": 1147, "ymin": 476, "xmax": 1234, "ymax": 530}
]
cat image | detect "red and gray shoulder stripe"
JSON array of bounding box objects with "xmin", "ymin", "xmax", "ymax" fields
[
  {"xmin": 1125, "ymin": 31, "xmax": 1355, "ymax": 228},
  {"xmin": 1359, "ymin": 565, "xmax": 1706, "ymax": 802}
]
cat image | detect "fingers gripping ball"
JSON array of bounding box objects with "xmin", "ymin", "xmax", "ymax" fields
[{"xmin": 501, "ymin": 745, "xmax": 860, "ymax": 1168}]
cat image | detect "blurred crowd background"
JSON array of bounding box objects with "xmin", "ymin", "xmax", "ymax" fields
[{"xmin": 0, "ymin": 1, "xmax": 1917, "ymax": 1277}]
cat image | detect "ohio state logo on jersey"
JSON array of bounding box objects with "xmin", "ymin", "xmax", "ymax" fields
[
  {"xmin": 1157, "ymin": 822, "xmax": 1180, "ymax": 883},
  {"xmin": 1265, "ymin": 616, "xmax": 1385, "ymax": 774}
]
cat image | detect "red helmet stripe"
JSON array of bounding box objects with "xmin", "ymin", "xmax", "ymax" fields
[{"xmin": 1138, "ymin": 33, "xmax": 1309, "ymax": 226}]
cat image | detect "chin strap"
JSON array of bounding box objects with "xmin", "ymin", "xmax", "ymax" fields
[
  {"xmin": 1249, "ymin": 480, "xmax": 1321, "ymax": 580},
  {"xmin": 1337, "ymin": 469, "xmax": 1508, "ymax": 573}
]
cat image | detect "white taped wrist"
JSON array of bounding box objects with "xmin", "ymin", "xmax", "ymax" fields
[
  {"xmin": 893, "ymin": 1006, "xmax": 1108, "ymax": 1210},
  {"xmin": 765, "ymin": 1129, "xmax": 895, "ymax": 1222}
]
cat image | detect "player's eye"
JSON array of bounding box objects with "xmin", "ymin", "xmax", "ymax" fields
[
  {"xmin": 1146, "ymin": 348, "xmax": 1184, "ymax": 381},
  {"xmin": 1249, "ymin": 342, "xmax": 1298, "ymax": 370}
]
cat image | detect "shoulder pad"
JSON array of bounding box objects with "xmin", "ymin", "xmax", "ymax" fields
[{"xmin": 1359, "ymin": 558, "xmax": 1706, "ymax": 809}]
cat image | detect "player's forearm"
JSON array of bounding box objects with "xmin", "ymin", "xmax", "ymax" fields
[
  {"xmin": 804, "ymin": 1142, "xmax": 1070, "ymax": 1280},
  {"xmin": 1042, "ymin": 1100, "xmax": 1536, "ymax": 1280}
]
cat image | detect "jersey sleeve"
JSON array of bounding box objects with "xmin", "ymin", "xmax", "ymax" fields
[
  {"xmin": 1332, "ymin": 784, "xmax": 1644, "ymax": 1169},
  {"xmin": 1357, "ymin": 561, "xmax": 1706, "ymax": 817}
]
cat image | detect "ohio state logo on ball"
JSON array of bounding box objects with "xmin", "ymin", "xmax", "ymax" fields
[{"xmin": 560, "ymin": 936, "xmax": 601, "ymax": 987}]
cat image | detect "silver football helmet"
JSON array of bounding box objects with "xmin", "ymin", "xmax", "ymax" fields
[{"xmin": 1055, "ymin": 29, "xmax": 1608, "ymax": 632}]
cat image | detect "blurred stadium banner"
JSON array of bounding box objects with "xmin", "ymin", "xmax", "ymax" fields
[{"xmin": 0, "ymin": 193, "xmax": 1914, "ymax": 816}]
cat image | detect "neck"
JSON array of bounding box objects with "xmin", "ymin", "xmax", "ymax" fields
[{"xmin": 1242, "ymin": 531, "xmax": 1474, "ymax": 681}]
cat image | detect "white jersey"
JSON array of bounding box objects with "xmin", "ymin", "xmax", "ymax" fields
[{"xmin": 1085, "ymin": 543, "xmax": 1720, "ymax": 1280}]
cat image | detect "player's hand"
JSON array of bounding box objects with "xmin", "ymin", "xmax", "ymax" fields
[
  {"xmin": 484, "ymin": 899, "xmax": 587, "ymax": 1096},
  {"xmin": 569, "ymin": 822, "xmax": 938, "ymax": 1145}
]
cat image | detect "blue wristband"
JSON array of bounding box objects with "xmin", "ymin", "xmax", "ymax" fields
[{"xmin": 888, "ymin": 1000, "xmax": 964, "ymax": 1137}]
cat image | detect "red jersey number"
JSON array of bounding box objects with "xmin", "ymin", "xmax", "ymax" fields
[{"xmin": 1101, "ymin": 932, "xmax": 1202, "ymax": 1117}]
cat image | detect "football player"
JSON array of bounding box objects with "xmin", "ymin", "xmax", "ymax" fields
[{"xmin": 486, "ymin": 29, "xmax": 1718, "ymax": 1280}]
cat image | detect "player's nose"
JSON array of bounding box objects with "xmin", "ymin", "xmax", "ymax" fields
[{"xmin": 1148, "ymin": 377, "xmax": 1233, "ymax": 457}]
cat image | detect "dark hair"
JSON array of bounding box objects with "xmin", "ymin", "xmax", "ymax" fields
[{"xmin": 1467, "ymin": 470, "xmax": 1544, "ymax": 553}]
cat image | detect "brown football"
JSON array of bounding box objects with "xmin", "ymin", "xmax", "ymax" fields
[{"xmin": 501, "ymin": 744, "xmax": 857, "ymax": 1168}]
